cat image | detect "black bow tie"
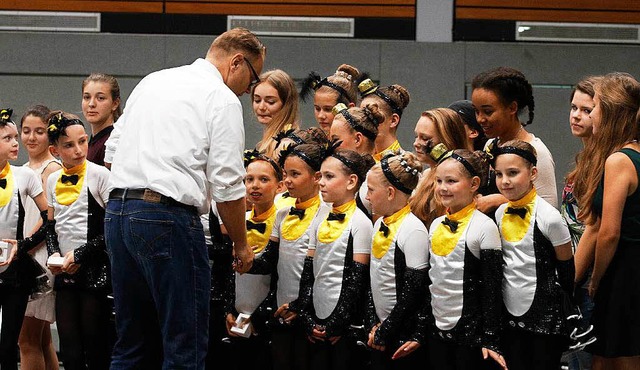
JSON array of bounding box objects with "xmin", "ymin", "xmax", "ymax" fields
[
  {"xmin": 378, "ymin": 222, "xmax": 390, "ymax": 237},
  {"xmin": 289, "ymin": 207, "xmax": 306, "ymax": 219},
  {"xmin": 441, "ymin": 217, "xmax": 459, "ymax": 233},
  {"xmin": 327, "ymin": 212, "xmax": 346, "ymax": 222},
  {"xmin": 506, "ymin": 206, "xmax": 528, "ymax": 219},
  {"xmin": 281, "ymin": 191, "xmax": 291, "ymax": 198},
  {"xmin": 246, "ymin": 220, "xmax": 267, "ymax": 234},
  {"xmin": 60, "ymin": 174, "xmax": 79, "ymax": 185},
  {"xmin": 0, "ymin": 178, "xmax": 6, "ymax": 189}
]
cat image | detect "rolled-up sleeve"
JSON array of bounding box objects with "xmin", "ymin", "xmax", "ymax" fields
[{"xmin": 207, "ymin": 102, "xmax": 246, "ymax": 203}]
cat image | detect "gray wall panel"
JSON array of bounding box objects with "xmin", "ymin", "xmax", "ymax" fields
[{"xmin": 0, "ymin": 31, "xmax": 637, "ymax": 195}]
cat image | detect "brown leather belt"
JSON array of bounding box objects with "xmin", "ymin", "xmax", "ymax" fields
[{"xmin": 109, "ymin": 188, "xmax": 197, "ymax": 213}]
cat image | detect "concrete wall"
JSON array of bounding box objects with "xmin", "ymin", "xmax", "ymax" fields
[{"xmin": 1, "ymin": 31, "xmax": 639, "ymax": 198}]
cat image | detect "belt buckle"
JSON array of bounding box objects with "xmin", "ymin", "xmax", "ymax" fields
[{"xmin": 143, "ymin": 189, "xmax": 162, "ymax": 203}]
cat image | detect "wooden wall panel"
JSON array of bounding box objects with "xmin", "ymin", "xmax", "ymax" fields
[
  {"xmin": 0, "ymin": 0, "xmax": 163, "ymax": 13},
  {"xmin": 456, "ymin": 0, "xmax": 640, "ymax": 24},
  {"xmin": 165, "ymin": 2, "xmax": 414, "ymax": 18}
]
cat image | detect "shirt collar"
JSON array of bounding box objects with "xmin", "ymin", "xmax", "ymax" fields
[
  {"xmin": 89, "ymin": 125, "xmax": 114, "ymax": 144},
  {"xmin": 193, "ymin": 58, "xmax": 224, "ymax": 83}
]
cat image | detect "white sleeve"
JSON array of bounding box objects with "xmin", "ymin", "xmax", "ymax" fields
[
  {"xmin": 351, "ymin": 211, "xmax": 373, "ymax": 255},
  {"xmin": 96, "ymin": 166, "xmax": 111, "ymax": 205},
  {"xmin": 476, "ymin": 217, "xmax": 502, "ymax": 251},
  {"xmin": 398, "ymin": 217, "xmax": 429, "ymax": 269},
  {"xmin": 531, "ymin": 138, "xmax": 558, "ymax": 208},
  {"xmin": 104, "ymin": 109, "xmax": 126, "ymax": 165},
  {"xmin": 270, "ymin": 208, "xmax": 286, "ymax": 240},
  {"xmin": 25, "ymin": 169, "xmax": 43, "ymax": 199},
  {"xmin": 207, "ymin": 102, "xmax": 246, "ymax": 203},
  {"xmin": 46, "ymin": 172, "xmax": 58, "ymax": 208},
  {"xmin": 538, "ymin": 203, "xmax": 571, "ymax": 247}
]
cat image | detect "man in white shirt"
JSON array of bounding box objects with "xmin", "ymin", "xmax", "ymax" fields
[{"xmin": 104, "ymin": 28, "xmax": 264, "ymax": 369}]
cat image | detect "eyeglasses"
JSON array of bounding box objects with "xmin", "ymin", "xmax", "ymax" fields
[{"xmin": 243, "ymin": 56, "xmax": 260, "ymax": 89}]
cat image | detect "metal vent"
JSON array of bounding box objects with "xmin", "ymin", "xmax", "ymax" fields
[
  {"xmin": 516, "ymin": 22, "xmax": 639, "ymax": 44},
  {"xmin": 228, "ymin": 16, "xmax": 354, "ymax": 38},
  {"xmin": 0, "ymin": 11, "xmax": 100, "ymax": 32}
]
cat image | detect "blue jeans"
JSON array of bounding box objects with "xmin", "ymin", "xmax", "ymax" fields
[{"xmin": 105, "ymin": 198, "xmax": 210, "ymax": 370}]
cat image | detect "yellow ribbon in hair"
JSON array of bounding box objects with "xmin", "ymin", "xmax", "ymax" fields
[
  {"xmin": 281, "ymin": 195, "xmax": 321, "ymax": 241},
  {"xmin": 372, "ymin": 204, "xmax": 412, "ymax": 259},
  {"xmin": 318, "ymin": 200, "xmax": 356, "ymax": 244},
  {"xmin": 55, "ymin": 161, "xmax": 87, "ymax": 206},
  {"xmin": 501, "ymin": 188, "xmax": 536, "ymax": 243},
  {"xmin": 431, "ymin": 202, "xmax": 476, "ymax": 256},
  {"xmin": 373, "ymin": 140, "xmax": 402, "ymax": 163},
  {"xmin": 247, "ymin": 205, "xmax": 277, "ymax": 254},
  {"xmin": 0, "ymin": 163, "xmax": 15, "ymax": 207}
]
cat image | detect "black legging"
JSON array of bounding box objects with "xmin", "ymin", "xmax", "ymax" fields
[
  {"xmin": 56, "ymin": 289, "xmax": 112, "ymax": 370},
  {"xmin": 0, "ymin": 284, "xmax": 29, "ymax": 370}
]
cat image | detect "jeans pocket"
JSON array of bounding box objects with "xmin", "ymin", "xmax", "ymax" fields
[{"xmin": 130, "ymin": 217, "xmax": 173, "ymax": 260}]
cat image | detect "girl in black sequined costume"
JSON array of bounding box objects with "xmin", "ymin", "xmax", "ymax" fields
[
  {"xmin": 44, "ymin": 111, "xmax": 112, "ymax": 370},
  {"xmin": 249, "ymin": 143, "xmax": 330, "ymax": 370},
  {"xmin": 494, "ymin": 140, "xmax": 574, "ymax": 370},
  {"xmin": 365, "ymin": 151, "xmax": 428, "ymax": 369},
  {"xmin": 222, "ymin": 150, "xmax": 283, "ymax": 370},
  {"xmin": 296, "ymin": 148, "xmax": 374, "ymax": 369},
  {"xmin": 419, "ymin": 149, "xmax": 506, "ymax": 370}
]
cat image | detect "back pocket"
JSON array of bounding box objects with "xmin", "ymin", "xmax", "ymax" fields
[{"xmin": 130, "ymin": 218, "xmax": 174, "ymax": 260}]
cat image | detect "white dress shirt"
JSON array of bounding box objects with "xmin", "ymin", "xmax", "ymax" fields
[{"xmin": 105, "ymin": 58, "xmax": 246, "ymax": 214}]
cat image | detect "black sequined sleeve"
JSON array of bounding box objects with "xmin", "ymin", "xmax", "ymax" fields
[
  {"xmin": 73, "ymin": 235, "xmax": 106, "ymax": 264},
  {"xmin": 409, "ymin": 273, "xmax": 433, "ymax": 345},
  {"xmin": 480, "ymin": 249, "xmax": 503, "ymax": 353},
  {"xmin": 364, "ymin": 282, "xmax": 380, "ymax": 332},
  {"xmin": 374, "ymin": 267, "xmax": 428, "ymax": 346},
  {"xmin": 17, "ymin": 211, "xmax": 49, "ymax": 254},
  {"xmin": 248, "ymin": 239, "xmax": 279, "ymax": 275},
  {"xmin": 289, "ymin": 256, "xmax": 316, "ymax": 333},
  {"xmin": 556, "ymin": 257, "xmax": 575, "ymax": 300},
  {"xmin": 324, "ymin": 261, "xmax": 369, "ymax": 337},
  {"xmin": 45, "ymin": 220, "xmax": 61, "ymax": 256},
  {"xmin": 288, "ymin": 256, "xmax": 314, "ymax": 314},
  {"xmin": 251, "ymin": 279, "xmax": 277, "ymax": 334}
]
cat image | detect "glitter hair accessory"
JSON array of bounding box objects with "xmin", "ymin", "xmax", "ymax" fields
[
  {"xmin": 332, "ymin": 103, "xmax": 377, "ymax": 142},
  {"xmin": 278, "ymin": 144, "xmax": 322, "ymax": 172},
  {"xmin": 244, "ymin": 148, "xmax": 283, "ymax": 180},
  {"xmin": 358, "ymin": 79, "xmax": 403, "ymax": 116},
  {"xmin": 380, "ymin": 154, "xmax": 413, "ymax": 195},
  {"xmin": 498, "ymin": 146, "xmax": 537, "ymax": 166},
  {"xmin": 300, "ymin": 71, "xmax": 349, "ymax": 104},
  {"xmin": 439, "ymin": 151, "xmax": 479, "ymax": 177}
]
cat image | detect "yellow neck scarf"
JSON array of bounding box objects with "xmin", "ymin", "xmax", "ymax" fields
[
  {"xmin": 501, "ymin": 187, "xmax": 536, "ymax": 242},
  {"xmin": 247, "ymin": 204, "xmax": 277, "ymax": 254},
  {"xmin": 281, "ymin": 195, "xmax": 321, "ymax": 241},
  {"xmin": 431, "ymin": 202, "xmax": 476, "ymax": 256},
  {"xmin": 55, "ymin": 160, "xmax": 87, "ymax": 206},
  {"xmin": 275, "ymin": 191, "xmax": 296, "ymax": 210},
  {"xmin": 318, "ymin": 199, "xmax": 357, "ymax": 244},
  {"xmin": 372, "ymin": 204, "xmax": 412, "ymax": 259},
  {"xmin": 0, "ymin": 162, "xmax": 14, "ymax": 207},
  {"xmin": 373, "ymin": 140, "xmax": 402, "ymax": 162}
]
